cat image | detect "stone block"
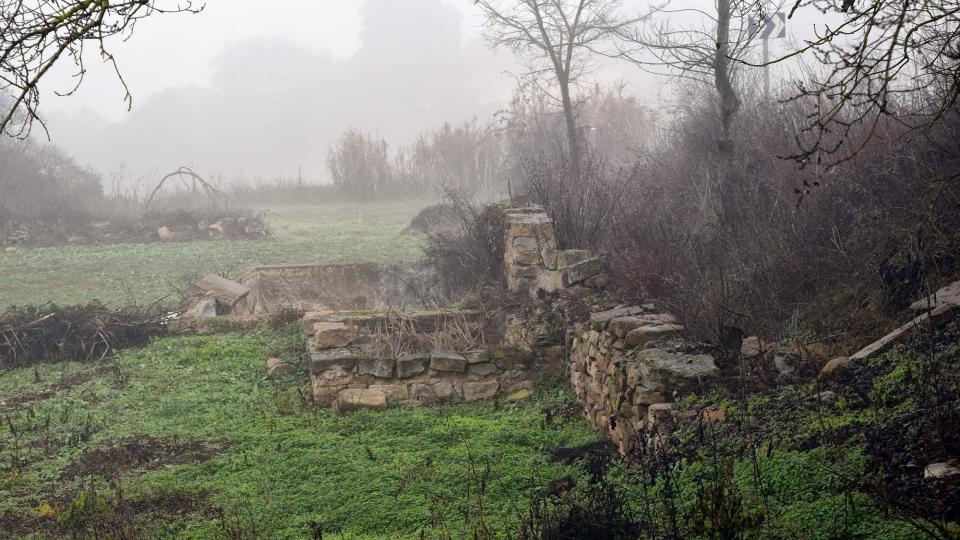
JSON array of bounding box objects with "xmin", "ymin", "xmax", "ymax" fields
[
  {"xmin": 541, "ymin": 249, "xmax": 560, "ymax": 270},
  {"xmin": 512, "ymin": 266, "xmax": 539, "ymax": 278},
  {"xmin": 511, "ymin": 249, "xmax": 542, "ymax": 266},
  {"xmin": 507, "ymin": 388, "xmax": 531, "ymax": 402},
  {"xmin": 433, "ymin": 381, "xmax": 457, "ymax": 400},
  {"xmin": 508, "ymin": 220, "xmax": 551, "ymax": 238},
  {"xmin": 557, "ymin": 249, "xmax": 593, "ymax": 268},
  {"xmin": 358, "ymin": 358, "xmax": 394, "ymax": 378},
  {"xmin": 465, "ymin": 351, "xmax": 488, "ymax": 364},
  {"xmin": 924, "ymin": 462, "xmax": 960, "ymax": 480},
  {"xmin": 314, "ymin": 321, "xmax": 356, "ymax": 349},
  {"xmin": 740, "ymin": 336, "xmax": 763, "ymax": 359},
  {"xmin": 637, "ymin": 349, "xmax": 718, "ymax": 393},
  {"xmin": 397, "ymin": 353, "xmax": 430, "ymax": 378},
  {"xmin": 308, "ymin": 346, "xmax": 356, "ymax": 373},
  {"xmin": 818, "ymin": 356, "xmax": 850, "ymax": 380},
  {"xmin": 462, "ymin": 381, "xmax": 499, "ymax": 401},
  {"xmin": 536, "ymin": 269, "xmax": 566, "ymax": 293},
  {"xmin": 335, "ymin": 388, "xmax": 387, "ymax": 412},
  {"xmin": 370, "ymin": 384, "xmax": 409, "ymax": 404},
  {"xmin": 590, "ymin": 306, "xmax": 644, "ymax": 330},
  {"xmin": 266, "ymin": 357, "xmax": 296, "ymax": 377},
  {"xmin": 431, "ymin": 351, "xmax": 467, "ymax": 372},
  {"xmin": 584, "ymin": 274, "xmax": 609, "ymax": 289},
  {"xmin": 409, "ymin": 383, "xmax": 435, "ymax": 402},
  {"xmin": 633, "ymin": 390, "xmax": 667, "ymax": 406},
  {"xmin": 625, "ymin": 324, "xmax": 684, "ymax": 348},
  {"xmin": 467, "ymin": 362, "xmax": 498, "ymax": 376},
  {"xmin": 608, "ymin": 317, "xmax": 643, "ymax": 337},
  {"xmin": 564, "ymin": 257, "xmax": 604, "ymax": 285},
  {"xmin": 512, "ymin": 236, "xmax": 541, "ymax": 251}
]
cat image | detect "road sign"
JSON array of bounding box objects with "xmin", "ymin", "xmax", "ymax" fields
[{"xmin": 748, "ymin": 12, "xmax": 786, "ymax": 39}]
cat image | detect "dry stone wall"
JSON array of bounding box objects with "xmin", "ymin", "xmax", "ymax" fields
[
  {"xmin": 503, "ymin": 205, "xmax": 605, "ymax": 296},
  {"xmin": 305, "ymin": 310, "xmax": 532, "ymax": 409},
  {"xmin": 569, "ymin": 305, "xmax": 719, "ymax": 455}
]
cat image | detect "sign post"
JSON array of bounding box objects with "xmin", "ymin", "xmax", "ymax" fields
[{"xmin": 748, "ymin": 13, "xmax": 786, "ymax": 100}]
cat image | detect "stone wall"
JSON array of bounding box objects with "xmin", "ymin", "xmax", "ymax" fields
[
  {"xmin": 305, "ymin": 310, "xmax": 532, "ymax": 409},
  {"xmin": 231, "ymin": 262, "xmax": 440, "ymax": 315},
  {"xmin": 503, "ymin": 205, "xmax": 605, "ymax": 296},
  {"xmin": 568, "ymin": 305, "xmax": 719, "ymax": 455}
]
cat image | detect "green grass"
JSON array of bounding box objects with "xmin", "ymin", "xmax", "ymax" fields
[
  {"xmin": 0, "ymin": 324, "xmax": 597, "ymax": 539},
  {"xmin": 0, "ymin": 201, "xmax": 428, "ymax": 309}
]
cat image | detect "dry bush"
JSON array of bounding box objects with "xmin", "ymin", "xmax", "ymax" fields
[
  {"xmin": 521, "ymin": 152, "xmax": 640, "ymax": 250},
  {"xmin": 600, "ymin": 84, "xmax": 960, "ymax": 348},
  {"xmin": 0, "ymin": 303, "xmax": 166, "ymax": 369},
  {"xmin": 0, "ymin": 137, "xmax": 104, "ymax": 222},
  {"xmin": 422, "ymin": 190, "xmax": 508, "ymax": 298}
]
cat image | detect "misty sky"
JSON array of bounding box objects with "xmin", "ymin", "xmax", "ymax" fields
[{"xmin": 36, "ymin": 0, "xmax": 825, "ymax": 185}]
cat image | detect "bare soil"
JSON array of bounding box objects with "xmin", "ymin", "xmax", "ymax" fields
[{"xmin": 62, "ymin": 435, "xmax": 217, "ymax": 481}]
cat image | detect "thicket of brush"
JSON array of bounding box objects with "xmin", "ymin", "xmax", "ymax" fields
[
  {"xmin": 0, "ymin": 303, "xmax": 165, "ymax": 369},
  {"xmin": 516, "ymin": 82, "xmax": 960, "ymax": 349}
]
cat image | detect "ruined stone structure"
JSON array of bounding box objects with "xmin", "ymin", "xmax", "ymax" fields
[
  {"xmin": 295, "ymin": 202, "xmax": 722, "ymax": 450},
  {"xmin": 304, "ymin": 309, "xmax": 532, "ymax": 409},
  {"xmin": 232, "ymin": 262, "xmax": 440, "ymax": 315},
  {"xmin": 568, "ymin": 306, "xmax": 719, "ymax": 455},
  {"xmin": 503, "ymin": 205, "xmax": 605, "ymax": 296}
]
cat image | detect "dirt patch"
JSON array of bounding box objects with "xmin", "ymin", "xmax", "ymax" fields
[
  {"xmin": 63, "ymin": 436, "xmax": 216, "ymax": 481},
  {"xmin": 1, "ymin": 487, "xmax": 216, "ymax": 539}
]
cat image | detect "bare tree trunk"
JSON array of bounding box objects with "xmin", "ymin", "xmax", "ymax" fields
[
  {"xmin": 558, "ymin": 74, "xmax": 582, "ymax": 183},
  {"xmin": 714, "ymin": 0, "xmax": 741, "ymax": 223},
  {"xmin": 714, "ymin": 0, "xmax": 740, "ymax": 159}
]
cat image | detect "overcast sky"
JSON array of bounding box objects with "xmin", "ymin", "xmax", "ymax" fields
[{"xmin": 36, "ymin": 0, "xmax": 825, "ymax": 185}]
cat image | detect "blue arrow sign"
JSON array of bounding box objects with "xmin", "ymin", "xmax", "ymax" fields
[{"xmin": 748, "ymin": 12, "xmax": 786, "ymax": 39}]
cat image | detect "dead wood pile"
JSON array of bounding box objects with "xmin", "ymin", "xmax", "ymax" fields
[{"xmin": 0, "ymin": 303, "xmax": 165, "ymax": 369}]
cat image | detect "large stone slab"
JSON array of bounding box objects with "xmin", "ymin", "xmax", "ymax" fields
[
  {"xmin": 850, "ymin": 303, "xmax": 956, "ymax": 361},
  {"xmin": 557, "ymin": 249, "xmax": 593, "ymax": 268},
  {"xmin": 637, "ymin": 349, "xmax": 718, "ymax": 392},
  {"xmin": 910, "ymin": 280, "xmax": 960, "ymax": 310},
  {"xmin": 197, "ymin": 274, "xmax": 250, "ymax": 305}
]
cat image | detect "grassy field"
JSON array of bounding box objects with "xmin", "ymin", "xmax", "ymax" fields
[
  {"xmin": 0, "ymin": 201, "xmax": 428, "ymax": 309},
  {"xmin": 0, "ymin": 199, "xmax": 601, "ymax": 538},
  {"xmin": 0, "ymin": 324, "xmax": 596, "ymax": 538}
]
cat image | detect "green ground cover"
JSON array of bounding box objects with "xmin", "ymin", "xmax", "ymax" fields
[
  {"xmin": 0, "ymin": 324, "xmax": 597, "ymax": 539},
  {"xmin": 0, "ymin": 201, "xmax": 428, "ymax": 309}
]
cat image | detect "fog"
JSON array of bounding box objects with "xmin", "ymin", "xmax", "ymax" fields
[{"xmin": 36, "ymin": 0, "xmax": 824, "ymax": 184}]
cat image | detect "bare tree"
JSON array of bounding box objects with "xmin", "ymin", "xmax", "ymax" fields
[
  {"xmin": 473, "ymin": 0, "xmax": 637, "ymax": 182},
  {"xmin": 768, "ymin": 1, "xmax": 960, "ymax": 170},
  {"xmin": 612, "ymin": 1, "xmax": 772, "ymax": 158},
  {"xmin": 0, "ymin": 0, "xmax": 200, "ymax": 138}
]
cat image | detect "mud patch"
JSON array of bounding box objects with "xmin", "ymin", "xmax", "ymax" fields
[{"xmin": 63, "ymin": 436, "xmax": 216, "ymax": 480}]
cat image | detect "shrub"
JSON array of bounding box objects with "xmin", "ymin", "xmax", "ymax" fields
[
  {"xmin": 326, "ymin": 129, "xmax": 396, "ymax": 199},
  {"xmin": 422, "ymin": 190, "xmax": 507, "ymax": 298},
  {"xmin": 595, "ymin": 84, "xmax": 960, "ymax": 345}
]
